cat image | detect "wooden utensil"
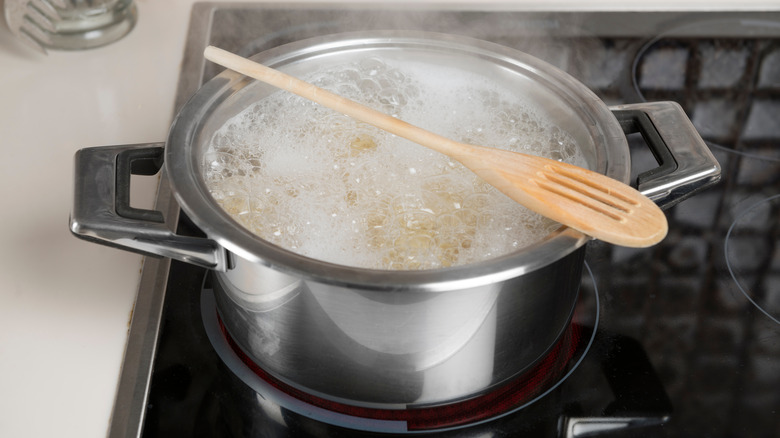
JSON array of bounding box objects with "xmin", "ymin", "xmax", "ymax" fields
[{"xmin": 204, "ymin": 45, "xmax": 668, "ymax": 247}]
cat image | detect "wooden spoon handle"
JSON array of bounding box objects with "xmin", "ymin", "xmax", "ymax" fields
[{"xmin": 204, "ymin": 46, "xmax": 465, "ymax": 157}]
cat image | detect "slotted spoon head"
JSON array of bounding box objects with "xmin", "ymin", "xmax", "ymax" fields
[{"xmin": 461, "ymin": 145, "xmax": 669, "ymax": 248}]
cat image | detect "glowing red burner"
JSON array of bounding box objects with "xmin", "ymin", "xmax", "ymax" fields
[{"xmin": 218, "ymin": 317, "xmax": 582, "ymax": 431}]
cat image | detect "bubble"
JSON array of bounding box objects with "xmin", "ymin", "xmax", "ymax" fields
[{"xmin": 203, "ymin": 56, "xmax": 586, "ymax": 270}]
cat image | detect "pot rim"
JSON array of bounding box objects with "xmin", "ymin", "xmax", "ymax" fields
[{"xmin": 166, "ymin": 31, "xmax": 627, "ymax": 291}]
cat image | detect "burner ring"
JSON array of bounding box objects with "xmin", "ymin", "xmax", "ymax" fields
[
  {"xmin": 201, "ymin": 263, "xmax": 600, "ymax": 433},
  {"xmin": 725, "ymin": 194, "xmax": 780, "ymax": 325}
]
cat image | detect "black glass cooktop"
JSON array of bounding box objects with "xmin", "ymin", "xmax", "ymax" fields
[{"xmin": 110, "ymin": 4, "xmax": 780, "ymax": 437}]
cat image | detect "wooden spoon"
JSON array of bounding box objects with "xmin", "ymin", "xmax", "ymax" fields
[{"xmin": 204, "ymin": 45, "xmax": 668, "ymax": 248}]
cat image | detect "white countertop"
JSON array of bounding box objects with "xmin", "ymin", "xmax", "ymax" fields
[{"xmin": 0, "ymin": 1, "xmax": 778, "ymax": 437}]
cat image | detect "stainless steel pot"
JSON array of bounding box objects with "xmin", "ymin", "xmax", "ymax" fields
[{"xmin": 70, "ymin": 32, "xmax": 720, "ymax": 407}]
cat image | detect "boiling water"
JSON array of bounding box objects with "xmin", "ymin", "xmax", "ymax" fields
[{"xmin": 203, "ymin": 57, "xmax": 586, "ymax": 270}]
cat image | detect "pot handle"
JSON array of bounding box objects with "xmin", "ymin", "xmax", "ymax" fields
[
  {"xmin": 69, "ymin": 143, "xmax": 228, "ymax": 271},
  {"xmin": 610, "ymin": 101, "xmax": 721, "ymax": 210}
]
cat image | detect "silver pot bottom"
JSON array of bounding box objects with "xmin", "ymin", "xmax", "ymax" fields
[
  {"xmin": 212, "ymin": 248, "xmax": 586, "ymax": 408},
  {"xmin": 201, "ymin": 261, "xmax": 599, "ymax": 433}
]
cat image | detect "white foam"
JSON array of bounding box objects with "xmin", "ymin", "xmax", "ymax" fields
[{"xmin": 203, "ymin": 57, "xmax": 586, "ymax": 270}]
